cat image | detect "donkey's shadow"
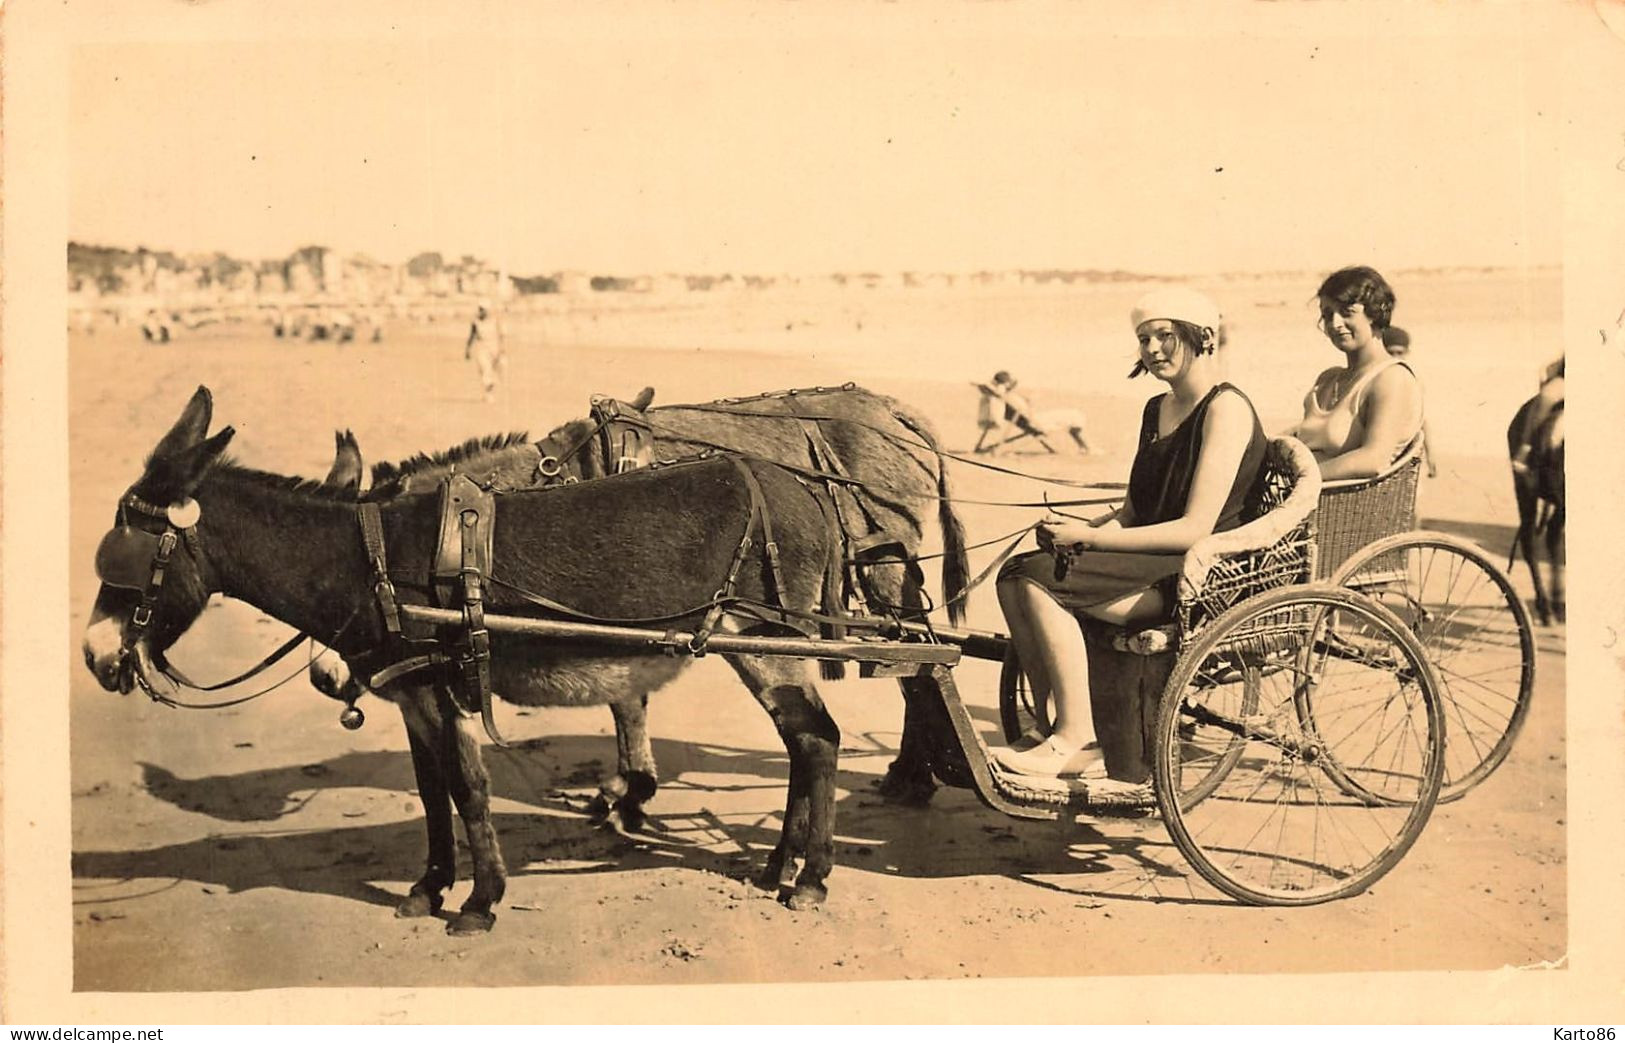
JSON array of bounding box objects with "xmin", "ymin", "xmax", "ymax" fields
[{"xmin": 87, "ymin": 709, "xmax": 1194, "ymax": 910}]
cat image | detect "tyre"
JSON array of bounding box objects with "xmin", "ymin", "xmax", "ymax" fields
[
  {"xmin": 997, "ymin": 645, "xmax": 1052, "ymax": 744},
  {"xmin": 1330, "ymin": 532, "xmax": 1535, "ymax": 801},
  {"xmin": 1154, "ymin": 585, "xmax": 1445, "ymax": 906}
]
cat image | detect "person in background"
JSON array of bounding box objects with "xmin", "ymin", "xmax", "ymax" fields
[
  {"xmin": 1378, "ymin": 326, "xmax": 1437, "ymax": 478},
  {"xmin": 1290, "ymin": 266, "xmax": 1424, "ymax": 480},
  {"xmin": 991, "ymin": 287, "xmax": 1266, "ymax": 780},
  {"xmin": 974, "ymin": 370, "xmax": 1092, "ymax": 454},
  {"xmin": 466, "ymin": 298, "xmax": 507, "ymax": 403}
]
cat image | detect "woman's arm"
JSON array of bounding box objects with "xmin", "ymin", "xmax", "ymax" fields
[
  {"xmin": 1315, "ymin": 365, "xmax": 1421, "ymax": 480},
  {"xmin": 1042, "ymin": 391, "xmax": 1255, "ymax": 555}
]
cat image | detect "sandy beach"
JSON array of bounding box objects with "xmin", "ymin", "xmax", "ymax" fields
[{"xmin": 65, "ymin": 270, "xmax": 1566, "ymax": 991}]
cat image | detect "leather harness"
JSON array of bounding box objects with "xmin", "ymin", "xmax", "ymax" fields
[{"xmin": 353, "ymin": 454, "xmax": 802, "ymax": 747}]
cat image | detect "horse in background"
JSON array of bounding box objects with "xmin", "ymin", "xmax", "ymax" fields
[{"xmin": 1508, "ymin": 392, "xmax": 1565, "ymax": 625}]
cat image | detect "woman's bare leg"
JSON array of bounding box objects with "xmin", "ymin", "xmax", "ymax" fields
[
  {"xmin": 996, "ymin": 575, "xmax": 1055, "ymax": 728},
  {"xmin": 999, "ymin": 576, "xmax": 1093, "ymax": 747}
]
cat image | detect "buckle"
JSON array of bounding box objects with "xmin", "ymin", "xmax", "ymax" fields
[{"xmin": 132, "ymin": 603, "xmax": 153, "ymax": 628}]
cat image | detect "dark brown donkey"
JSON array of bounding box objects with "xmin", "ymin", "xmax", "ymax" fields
[
  {"xmin": 84, "ymin": 388, "xmax": 855, "ymax": 934},
  {"xmin": 536, "ymin": 386, "xmax": 971, "ymax": 803},
  {"xmin": 315, "ymin": 385, "xmax": 973, "ymax": 811},
  {"xmin": 310, "ymin": 422, "xmax": 662, "ymax": 832}
]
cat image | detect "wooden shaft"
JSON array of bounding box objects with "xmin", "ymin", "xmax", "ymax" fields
[{"xmin": 397, "ymin": 604, "xmax": 962, "ymax": 666}]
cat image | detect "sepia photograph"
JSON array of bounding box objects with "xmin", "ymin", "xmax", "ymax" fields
[{"xmin": 5, "ymin": 0, "xmax": 1625, "ymax": 1025}]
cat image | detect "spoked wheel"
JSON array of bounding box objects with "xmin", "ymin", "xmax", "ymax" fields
[
  {"xmin": 1331, "ymin": 532, "xmax": 1535, "ymax": 801},
  {"xmin": 998, "ymin": 645, "xmax": 1053, "ymax": 744},
  {"xmin": 1154, "ymin": 585, "xmax": 1445, "ymax": 906}
]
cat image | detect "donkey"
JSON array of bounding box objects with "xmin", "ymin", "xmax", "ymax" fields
[
  {"xmin": 85, "ymin": 387, "xmax": 861, "ymax": 933},
  {"xmin": 534, "ymin": 386, "xmax": 971, "ymax": 803},
  {"xmin": 313, "ymin": 421, "xmax": 661, "ymax": 831},
  {"xmin": 316, "ymin": 385, "xmax": 973, "ymax": 807},
  {"xmin": 1508, "ymin": 394, "xmax": 1565, "ymax": 625}
]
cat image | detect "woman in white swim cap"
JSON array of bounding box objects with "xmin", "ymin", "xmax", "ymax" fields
[{"xmin": 993, "ymin": 287, "xmax": 1269, "ymax": 782}]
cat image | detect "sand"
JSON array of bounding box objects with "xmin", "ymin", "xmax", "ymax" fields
[{"xmin": 66, "ymin": 271, "xmax": 1565, "ymax": 993}]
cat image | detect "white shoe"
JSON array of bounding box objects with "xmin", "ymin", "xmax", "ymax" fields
[
  {"xmin": 993, "ymin": 736, "xmax": 1107, "ymax": 779},
  {"xmin": 1008, "ymin": 725, "xmax": 1049, "ymax": 752}
]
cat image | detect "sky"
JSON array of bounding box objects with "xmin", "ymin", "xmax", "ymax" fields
[{"xmin": 67, "ymin": 3, "xmax": 1566, "ymax": 277}]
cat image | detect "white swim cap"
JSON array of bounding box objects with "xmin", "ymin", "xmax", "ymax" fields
[{"xmin": 1130, "ymin": 287, "xmax": 1221, "ymax": 335}]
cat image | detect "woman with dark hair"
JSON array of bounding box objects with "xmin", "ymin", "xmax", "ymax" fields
[
  {"xmin": 991, "ymin": 287, "xmax": 1267, "ymax": 779},
  {"xmin": 1291, "ymin": 266, "xmax": 1424, "ymax": 480}
]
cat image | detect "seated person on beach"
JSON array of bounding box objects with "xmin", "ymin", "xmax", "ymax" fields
[
  {"xmin": 974, "ymin": 370, "xmax": 1091, "ymax": 453},
  {"xmin": 992, "ymin": 287, "xmax": 1266, "ymax": 780},
  {"xmin": 1289, "ymin": 266, "xmax": 1424, "ymax": 481}
]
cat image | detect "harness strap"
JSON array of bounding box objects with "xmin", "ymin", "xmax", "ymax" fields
[
  {"xmin": 732, "ymin": 459, "xmax": 787, "ymax": 604},
  {"xmin": 797, "ymin": 476, "xmax": 849, "ymax": 646},
  {"xmin": 454, "ymin": 504, "xmax": 504, "ymax": 746},
  {"xmin": 131, "ymin": 529, "xmax": 179, "ymax": 633},
  {"xmin": 368, "ymin": 653, "xmax": 445, "ymax": 690},
  {"xmin": 799, "ymin": 420, "xmax": 874, "ymax": 616},
  {"xmin": 690, "ymin": 457, "xmax": 779, "ymax": 654},
  {"xmin": 357, "ymin": 503, "xmax": 404, "ymax": 637}
]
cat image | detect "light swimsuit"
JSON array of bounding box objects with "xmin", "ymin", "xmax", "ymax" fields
[{"xmin": 1296, "ymin": 357, "xmax": 1422, "ymax": 461}]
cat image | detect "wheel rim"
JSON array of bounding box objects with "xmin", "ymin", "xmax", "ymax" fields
[
  {"xmin": 1156, "ymin": 587, "xmax": 1445, "ymax": 905},
  {"xmin": 998, "ymin": 647, "xmax": 1053, "ymax": 743},
  {"xmin": 1333, "ymin": 534, "xmax": 1535, "ymax": 800}
]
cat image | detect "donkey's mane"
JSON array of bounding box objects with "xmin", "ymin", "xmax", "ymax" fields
[
  {"xmin": 370, "ymin": 432, "xmax": 533, "ymax": 485},
  {"xmin": 213, "ymin": 458, "xmax": 359, "ymax": 502}
]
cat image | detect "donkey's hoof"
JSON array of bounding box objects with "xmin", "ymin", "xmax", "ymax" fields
[
  {"xmin": 755, "ymin": 856, "xmax": 799, "ymax": 893},
  {"xmin": 447, "ymin": 910, "xmax": 496, "ymax": 935},
  {"xmin": 1553, "ymin": 602, "xmax": 1567, "ymax": 625},
  {"xmin": 876, "ymin": 767, "xmax": 936, "ymax": 807},
  {"xmin": 395, "ymin": 892, "xmax": 443, "ymax": 918},
  {"xmin": 604, "ymin": 802, "xmax": 646, "ymax": 836},
  {"xmin": 784, "ymin": 883, "xmax": 828, "ymax": 912}
]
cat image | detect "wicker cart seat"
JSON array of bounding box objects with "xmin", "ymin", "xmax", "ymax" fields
[
  {"xmin": 1089, "ymin": 435, "xmax": 1322, "ymax": 654},
  {"xmin": 1314, "ymin": 433, "xmax": 1424, "ymax": 582}
]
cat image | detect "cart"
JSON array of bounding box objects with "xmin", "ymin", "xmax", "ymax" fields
[
  {"xmin": 393, "ymin": 437, "xmax": 1468, "ymax": 907},
  {"xmin": 1000, "ymin": 435, "xmax": 1537, "ymax": 806}
]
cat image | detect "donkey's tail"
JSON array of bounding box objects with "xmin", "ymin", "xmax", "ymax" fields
[{"xmin": 890, "ymin": 405, "xmax": 971, "ymax": 626}]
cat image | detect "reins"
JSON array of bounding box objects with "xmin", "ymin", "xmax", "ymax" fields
[
  {"xmin": 637, "ymin": 415, "xmax": 1126, "ymax": 511},
  {"xmin": 143, "ymin": 609, "xmax": 361, "ymax": 710},
  {"xmin": 660, "ymin": 387, "xmax": 1127, "ymax": 491}
]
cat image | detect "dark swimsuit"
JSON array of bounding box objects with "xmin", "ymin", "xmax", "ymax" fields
[{"xmin": 1001, "ymin": 383, "xmax": 1267, "ymax": 611}]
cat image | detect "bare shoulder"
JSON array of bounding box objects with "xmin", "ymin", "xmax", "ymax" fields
[
  {"xmin": 1203, "ymin": 386, "xmax": 1257, "ymax": 437},
  {"xmin": 1371, "ymin": 362, "xmax": 1422, "ymax": 398}
]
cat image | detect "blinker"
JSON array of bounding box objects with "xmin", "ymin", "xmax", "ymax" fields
[{"xmin": 94, "ymin": 526, "xmax": 164, "ymax": 591}]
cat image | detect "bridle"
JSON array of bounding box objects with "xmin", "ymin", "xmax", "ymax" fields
[
  {"xmin": 92, "ymin": 490, "xmax": 312, "ymax": 704},
  {"xmin": 535, "ymin": 395, "xmax": 652, "ymax": 485},
  {"xmin": 93, "ymin": 491, "xmax": 204, "ymax": 671}
]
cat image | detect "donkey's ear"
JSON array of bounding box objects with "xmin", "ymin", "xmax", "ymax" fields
[
  {"xmin": 169, "ymin": 426, "xmax": 235, "ymax": 497},
  {"xmin": 323, "ymin": 429, "xmax": 365, "ymax": 494},
  {"xmin": 629, "ymin": 386, "xmax": 656, "ymax": 411},
  {"xmin": 150, "ymin": 386, "xmax": 214, "ymax": 462}
]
